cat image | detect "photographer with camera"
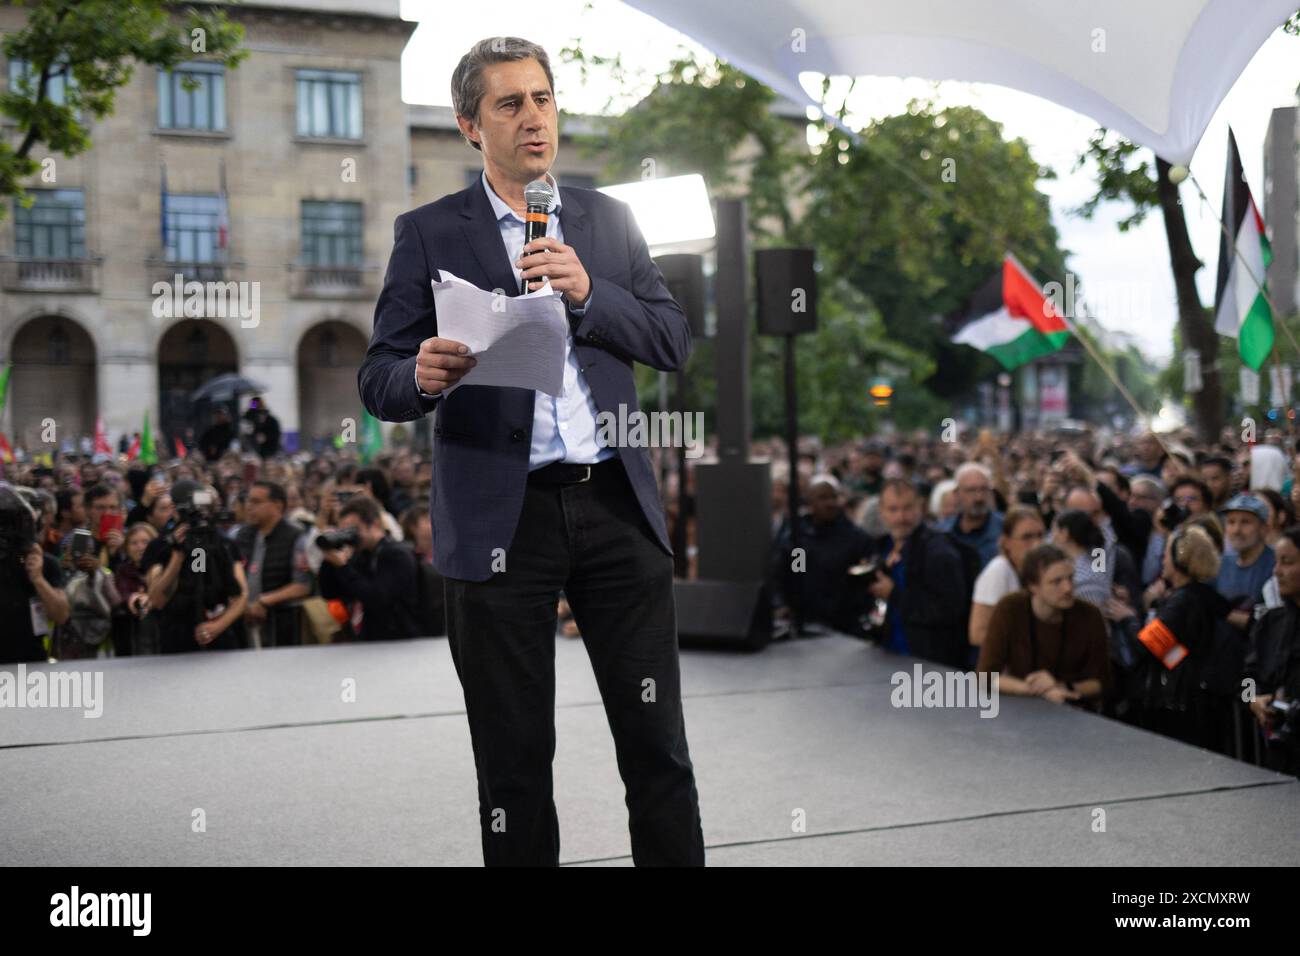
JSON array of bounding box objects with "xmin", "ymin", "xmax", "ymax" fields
[
  {"xmin": 58, "ymin": 483, "xmax": 126, "ymax": 567},
  {"xmin": 868, "ymin": 477, "xmax": 976, "ymax": 666},
  {"xmin": 318, "ymin": 495, "xmax": 421, "ymax": 641},
  {"xmin": 53, "ymin": 525, "xmax": 119, "ymax": 660},
  {"xmin": 0, "ymin": 482, "xmax": 70, "ymax": 663},
  {"xmin": 48, "ymin": 482, "xmax": 130, "ymax": 659},
  {"xmin": 143, "ymin": 480, "xmax": 248, "ymax": 654},
  {"xmin": 768, "ymin": 474, "xmax": 877, "ymax": 637}
]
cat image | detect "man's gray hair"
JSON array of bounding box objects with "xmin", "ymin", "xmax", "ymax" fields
[
  {"xmin": 808, "ymin": 473, "xmax": 842, "ymax": 495},
  {"xmin": 953, "ymin": 461, "xmax": 992, "ymax": 484},
  {"xmin": 1131, "ymin": 475, "xmax": 1166, "ymax": 497},
  {"xmin": 451, "ymin": 37, "xmax": 555, "ymax": 152}
]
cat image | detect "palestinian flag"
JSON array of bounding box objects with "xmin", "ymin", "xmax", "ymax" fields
[
  {"xmin": 1214, "ymin": 128, "xmax": 1273, "ymax": 371},
  {"xmin": 950, "ymin": 255, "xmax": 1070, "ymax": 370}
]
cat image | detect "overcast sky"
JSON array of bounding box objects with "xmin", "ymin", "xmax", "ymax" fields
[{"xmin": 399, "ymin": 1, "xmax": 1300, "ymax": 362}]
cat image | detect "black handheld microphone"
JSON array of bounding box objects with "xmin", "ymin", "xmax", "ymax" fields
[{"xmin": 521, "ymin": 178, "xmax": 554, "ymax": 294}]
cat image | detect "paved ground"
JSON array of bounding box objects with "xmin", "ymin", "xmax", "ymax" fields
[{"xmin": 3, "ymin": 634, "xmax": 1296, "ymax": 865}]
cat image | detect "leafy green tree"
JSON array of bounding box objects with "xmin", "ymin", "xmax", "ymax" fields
[
  {"xmin": 0, "ymin": 0, "xmax": 246, "ymax": 216},
  {"xmin": 802, "ymin": 100, "xmax": 1067, "ymax": 412},
  {"xmin": 566, "ymin": 47, "xmax": 1143, "ymax": 435}
]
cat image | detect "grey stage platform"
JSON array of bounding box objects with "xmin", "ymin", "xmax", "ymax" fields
[{"xmin": 2, "ymin": 634, "xmax": 1297, "ymax": 866}]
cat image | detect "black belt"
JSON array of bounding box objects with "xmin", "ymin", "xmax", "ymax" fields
[{"xmin": 527, "ymin": 458, "xmax": 621, "ymax": 485}]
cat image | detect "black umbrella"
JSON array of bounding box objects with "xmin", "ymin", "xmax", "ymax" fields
[{"xmin": 190, "ymin": 373, "xmax": 267, "ymax": 403}]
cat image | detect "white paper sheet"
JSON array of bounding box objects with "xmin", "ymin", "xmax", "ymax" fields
[{"xmin": 430, "ymin": 270, "xmax": 568, "ymax": 398}]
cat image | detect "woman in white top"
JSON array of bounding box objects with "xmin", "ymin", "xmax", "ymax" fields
[{"xmin": 969, "ymin": 505, "xmax": 1046, "ymax": 648}]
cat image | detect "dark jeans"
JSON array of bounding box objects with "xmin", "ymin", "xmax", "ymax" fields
[{"xmin": 445, "ymin": 458, "xmax": 705, "ymax": 866}]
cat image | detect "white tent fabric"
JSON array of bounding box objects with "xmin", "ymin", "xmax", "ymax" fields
[{"xmin": 621, "ymin": 0, "xmax": 1298, "ymax": 164}]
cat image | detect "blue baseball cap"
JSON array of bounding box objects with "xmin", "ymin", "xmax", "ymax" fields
[{"xmin": 1219, "ymin": 493, "xmax": 1269, "ymax": 523}]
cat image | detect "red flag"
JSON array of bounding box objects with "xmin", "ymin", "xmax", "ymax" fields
[
  {"xmin": 0, "ymin": 432, "xmax": 13, "ymax": 464},
  {"xmin": 128, "ymin": 434, "xmax": 140, "ymax": 460},
  {"xmin": 94, "ymin": 415, "xmax": 112, "ymax": 456},
  {"xmin": 175, "ymin": 436, "xmax": 187, "ymax": 458}
]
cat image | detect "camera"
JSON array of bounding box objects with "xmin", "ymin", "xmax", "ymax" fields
[
  {"xmin": 167, "ymin": 494, "xmax": 233, "ymax": 546},
  {"xmin": 847, "ymin": 557, "xmax": 881, "ymax": 578},
  {"xmin": 1159, "ymin": 500, "xmax": 1188, "ymax": 532},
  {"xmin": 315, "ymin": 528, "xmax": 360, "ymax": 551},
  {"xmin": 1268, "ymin": 698, "xmax": 1300, "ymax": 745},
  {"xmin": 70, "ymin": 528, "xmax": 97, "ymax": 559}
]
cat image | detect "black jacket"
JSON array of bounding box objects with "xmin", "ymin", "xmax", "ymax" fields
[
  {"xmin": 200, "ymin": 422, "xmax": 235, "ymax": 462},
  {"xmin": 770, "ymin": 511, "xmax": 876, "ymax": 633},
  {"xmin": 319, "ymin": 537, "xmax": 421, "ymax": 641},
  {"xmin": 234, "ymin": 519, "xmax": 306, "ymax": 646},
  {"xmin": 1245, "ymin": 600, "xmax": 1300, "ymax": 697},
  {"xmin": 1142, "ymin": 581, "xmax": 1229, "ymax": 710},
  {"xmin": 884, "ymin": 524, "xmax": 970, "ymax": 667}
]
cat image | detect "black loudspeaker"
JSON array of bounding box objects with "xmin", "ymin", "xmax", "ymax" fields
[
  {"xmin": 754, "ymin": 247, "xmax": 817, "ymax": 335},
  {"xmin": 693, "ymin": 458, "xmax": 771, "ymax": 581},
  {"xmin": 655, "ymin": 253, "xmax": 707, "ymax": 338},
  {"xmin": 675, "ymin": 579, "xmax": 772, "ymax": 651}
]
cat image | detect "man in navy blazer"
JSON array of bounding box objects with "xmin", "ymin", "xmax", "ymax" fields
[{"xmin": 359, "ymin": 36, "xmax": 705, "ymax": 866}]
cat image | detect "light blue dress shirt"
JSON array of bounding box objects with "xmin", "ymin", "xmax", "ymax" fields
[{"xmin": 479, "ymin": 170, "xmax": 614, "ymax": 471}]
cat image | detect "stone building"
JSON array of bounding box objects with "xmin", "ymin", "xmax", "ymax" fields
[{"xmin": 0, "ymin": 0, "xmax": 609, "ymax": 456}]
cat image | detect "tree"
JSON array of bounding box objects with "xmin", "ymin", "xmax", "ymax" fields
[
  {"xmin": 1072, "ymin": 133, "xmax": 1225, "ymax": 438},
  {"xmin": 565, "ymin": 47, "xmax": 1072, "ymax": 433},
  {"xmin": 1074, "ymin": 12, "xmax": 1300, "ymax": 440},
  {"xmin": 801, "ymin": 99, "xmax": 1069, "ymax": 412},
  {"xmin": 0, "ymin": 0, "xmax": 246, "ymax": 216}
]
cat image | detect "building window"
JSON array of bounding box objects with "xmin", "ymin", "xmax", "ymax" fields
[
  {"xmin": 48, "ymin": 321, "xmax": 70, "ymax": 363},
  {"xmin": 164, "ymin": 194, "xmax": 223, "ymax": 263},
  {"xmin": 158, "ymin": 62, "xmax": 226, "ymax": 131},
  {"xmin": 301, "ymin": 200, "xmax": 362, "ymax": 266},
  {"xmin": 8, "ymin": 57, "xmax": 75, "ymax": 107},
  {"xmin": 559, "ymin": 173, "xmax": 596, "ymax": 190},
  {"xmin": 185, "ymin": 326, "xmax": 208, "ymax": 364},
  {"xmin": 296, "ymin": 70, "xmax": 362, "ymax": 139},
  {"xmin": 318, "ymin": 328, "xmax": 338, "ymax": 366},
  {"xmin": 14, "ymin": 189, "xmax": 85, "ymax": 258}
]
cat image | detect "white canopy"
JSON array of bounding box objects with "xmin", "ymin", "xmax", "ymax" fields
[{"xmin": 621, "ymin": 0, "xmax": 1298, "ymax": 164}]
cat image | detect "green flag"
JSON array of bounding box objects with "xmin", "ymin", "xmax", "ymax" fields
[
  {"xmin": 140, "ymin": 409, "xmax": 158, "ymax": 465},
  {"xmin": 0, "ymin": 363, "xmax": 10, "ymax": 416},
  {"xmin": 360, "ymin": 408, "xmax": 383, "ymax": 463}
]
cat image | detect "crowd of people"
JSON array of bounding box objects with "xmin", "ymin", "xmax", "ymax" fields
[
  {"xmin": 766, "ymin": 425, "xmax": 1300, "ymax": 777},
  {"xmin": 4, "ymin": 419, "xmax": 1300, "ymax": 777},
  {"xmin": 0, "ymin": 446, "xmax": 444, "ymax": 665}
]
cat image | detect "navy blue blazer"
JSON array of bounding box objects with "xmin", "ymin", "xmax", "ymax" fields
[{"xmin": 358, "ymin": 179, "xmax": 692, "ymax": 582}]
